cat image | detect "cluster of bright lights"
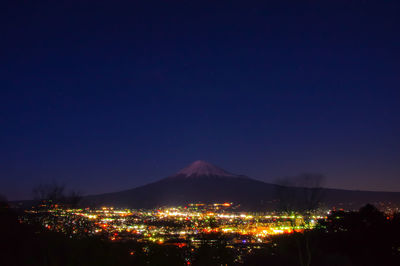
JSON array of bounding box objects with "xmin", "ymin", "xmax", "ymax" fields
[{"xmin": 27, "ymin": 204, "xmax": 326, "ymax": 244}]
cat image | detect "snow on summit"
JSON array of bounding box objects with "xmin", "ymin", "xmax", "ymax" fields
[{"xmin": 175, "ymin": 160, "xmax": 238, "ymax": 177}]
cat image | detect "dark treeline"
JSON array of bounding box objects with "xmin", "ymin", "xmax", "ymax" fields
[
  {"xmin": 33, "ymin": 183, "xmax": 82, "ymax": 209},
  {"xmin": 245, "ymin": 204, "xmax": 400, "ymax": 266},
  {"xmin": 0, "ymin": 196, "xmax": 184, "ymax": 266},
  {"xmin": 1, "ymin": 195, "xmax": 400, "ymax": 266}
]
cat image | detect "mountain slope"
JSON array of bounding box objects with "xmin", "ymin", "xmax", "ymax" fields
[
  {"xmin": 85, "ymin": 161, "xmax": 400, "ymax": 210},
  {"xmin": 85, "ymin": 161, "xmax": 277, "ymax": 209}
]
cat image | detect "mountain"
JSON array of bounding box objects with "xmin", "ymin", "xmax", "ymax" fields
[
  {"xmin": 85, "ymin": 160, "xmax": 276, "ymax": 209},
  {"xmin": 85, "ymin": 160, "xmax": 400, "ymax": 210}
]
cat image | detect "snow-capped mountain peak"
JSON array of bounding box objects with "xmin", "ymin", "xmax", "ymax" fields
[{"xmin": 174, "ymin": 160, "xmax": 238, "ymax": 177}]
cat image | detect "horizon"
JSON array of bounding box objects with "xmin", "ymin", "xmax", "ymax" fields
[{"xmin": 11, "ymin": 159, "xmax": 400, "ymax": 201}]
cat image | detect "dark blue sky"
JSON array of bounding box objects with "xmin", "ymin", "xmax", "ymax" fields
[{"xmin": 1, "ymin": 1, "xmax": 399, "ymax": 200}]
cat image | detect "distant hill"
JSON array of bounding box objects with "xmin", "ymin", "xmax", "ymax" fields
[{"xmin": 84, "ymin": 160, "xmax": 400, "ymax": 210}]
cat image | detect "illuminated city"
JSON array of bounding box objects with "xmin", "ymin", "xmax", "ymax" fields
[
  {"xmin": 24, "ymin": 203, "xmax": 324, "ymax": 242},
  {"xmin": 20, "ymin": 203, "xmax": 327, "ymax": 264}
]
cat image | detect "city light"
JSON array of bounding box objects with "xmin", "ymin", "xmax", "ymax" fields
[{"xmin": 23, "ymin": 203, "xmax": 326, "ymax": 246}]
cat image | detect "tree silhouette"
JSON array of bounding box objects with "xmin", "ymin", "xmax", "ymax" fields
[
  {"xmin": 33, "ymin": 182, "xmax": 82, "ymax": 209},
  {"xmin": 275, "ymin": 173, "xmax": 325, "ymax": 266}
]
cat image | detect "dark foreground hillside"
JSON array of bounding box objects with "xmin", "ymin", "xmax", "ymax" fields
[{"xmin": 2, "ymin": 199, "xmax": 400, "ymax": 266}]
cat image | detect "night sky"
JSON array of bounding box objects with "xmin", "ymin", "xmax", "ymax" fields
[{"xmin": 1, "ymin": 1, "xmax": 399, "ymax": 200}]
